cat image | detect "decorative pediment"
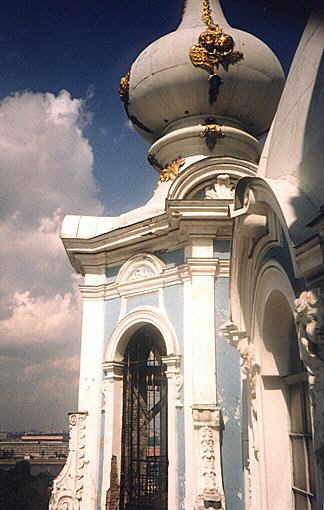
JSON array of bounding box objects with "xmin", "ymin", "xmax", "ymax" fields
[{"xmin": 116, "ymin": 254, "xmax": 166, "ymax": 284}]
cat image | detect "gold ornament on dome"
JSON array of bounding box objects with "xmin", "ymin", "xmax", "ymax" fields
[
  {"xmin": 159, "ymin": 158, "xmax": 185, "ymax": 182},
  {"xmin": 119, "ymin": 71, "xmax": 130, "ymax": 105},
  {"xmin": 200, "ymin": 123, "xmax": 224, "ymax": 150},
  {"xmin": 190, "ymin": 0, "xmax": 243, "ymax": 74}
]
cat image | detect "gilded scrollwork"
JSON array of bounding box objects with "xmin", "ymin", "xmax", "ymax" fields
[
  {"xmin": 159, "ymin": 157, "xmax": 185, "ymax": 182},
  {"xmin": 119, "ymin": 71, "xmax": 130, "ymax": 105},
  {"xmin": 200, "ymin": 123, "xmax": 224, "ymax": 150},
  {"xmin": 190, "ymin": 0, "xmax": 243, "ymax": 76}
]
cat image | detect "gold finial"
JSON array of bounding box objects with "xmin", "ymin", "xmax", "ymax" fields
[
  {"xmin": 201, "ymin": 0, "xmax": 215, "ymax": 28},
  {"xmin": 189, "ymin": 0, "xmax": 244, "ymax": 79},
  {"xmin": 159, "ymin": 158, "xmax": 185, "ymax": 182}
]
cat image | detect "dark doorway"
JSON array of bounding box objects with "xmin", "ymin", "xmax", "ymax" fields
[{"xmin": 119, "ymin": 326, "xmax": 168, "ymax": 510}]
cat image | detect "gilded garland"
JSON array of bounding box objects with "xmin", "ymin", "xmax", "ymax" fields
[{"xmin": 190, "ymin": 0, "xmax": 244, "ymax": 74}]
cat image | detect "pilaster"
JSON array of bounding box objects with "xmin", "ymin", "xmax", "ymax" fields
[
  {"xmin": 183, "ymin": 237, "xmax": 225, "ymax": 509},
  {"xmin": 162, "ymin": 355, "xmax": 183, "ymax": 509},
  {"xmin": 78, "ymin": 273, "xmax": 106, "ymax": 510},
  {"xmin": 101, "ymin": 362, "xmax": 124, "ymax": 510}
]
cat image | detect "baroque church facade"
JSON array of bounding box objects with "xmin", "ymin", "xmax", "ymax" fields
[{"xmin": 49, "ymin": 1, "xmax": 324, "ymax": 509}]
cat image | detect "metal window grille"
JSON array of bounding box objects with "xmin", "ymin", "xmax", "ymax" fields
[{"xmin": 119, "ymin": 332, "xmax": 168, "ymax": 510}]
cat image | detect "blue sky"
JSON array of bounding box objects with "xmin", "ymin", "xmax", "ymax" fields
[
  {"xmin": 1, "ymin": 0, "xmax": 310, "ymax": 214},
  {"xmin": 0, "ymin": 1, "xmax": 311, "ymax": 431}
]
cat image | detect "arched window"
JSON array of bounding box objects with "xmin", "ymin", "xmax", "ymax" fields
[
  {"xmin": 119, "ymin": 325, "xmax": 168, "ymax": 510},
  {"xmin": 261, "ymin": 291, "xmax": 315, "ymax": 510},
  {"xmin": 285, "ymin": 327, "xmax": 315, "ymax": 510}
]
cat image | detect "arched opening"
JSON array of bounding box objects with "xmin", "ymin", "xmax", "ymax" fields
[
  {"xmin": 260, "ymin": 291, "xmax": 315, "ymax": 510},
  {"xmin": 119, "ymin": 325, "xmax": 168, "ymax": 510}
]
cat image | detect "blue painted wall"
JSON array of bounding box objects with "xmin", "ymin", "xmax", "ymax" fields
[
  {"xmin": 104, "ymin": 297, "xmax": 121, "ymax": 352},
  {"xmin": 156, "ymin": 248, "xmax": 185, "ymax": 267},
  {"xmin": 126, "ymin": 292, "xmax": 159, "ymax": 313},
  {"xmin": 213, "ymin": 240, "xmax": 231, "ymax": 259},
  {"xmin": 215, "ymin": 277, "xmax": 244, "ymax": 509},
  {"xmin": 105, "ymin": 265, "xmax": 121, "ymax": 283},
  {"xmin": 163, "ymin": 284, "xmax": 184, "ymax": 352}
]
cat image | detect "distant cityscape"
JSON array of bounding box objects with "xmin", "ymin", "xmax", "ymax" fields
[
  {"xmin": 0, "ymin": 432, "xmax": 69, "ymax": 508},
  {"xmin": 0, "ymin": 431, "xmax": 68, "ymax": 466}
]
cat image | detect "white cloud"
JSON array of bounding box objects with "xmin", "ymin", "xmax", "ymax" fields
[{"xmin": 0, "ymin": 89, "xmax": 104, "ymax": 431}]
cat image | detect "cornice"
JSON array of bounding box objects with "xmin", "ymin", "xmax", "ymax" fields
[
  {"xmin": 217, "ymin": 259, "xmax": 230, "ymax": 277},
  {"xmin": 79, "ymin": 264, "xmax": 191, "ymax": 300},
  {"xmin": 78, "ymin": 257, "xmax": 229, "ymax": 300},
  {"xmin": 62, "ymin": 203, "xmax": 233, "ymax": 275}
]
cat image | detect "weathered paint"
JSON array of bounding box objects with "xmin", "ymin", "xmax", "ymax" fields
[{"xmin": 215, "ymin": 276, "xmax": 244, "ymax": 509}]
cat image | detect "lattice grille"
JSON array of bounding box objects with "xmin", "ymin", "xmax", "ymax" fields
[{"xmin": 119, "ymin": 333, "xmax": 168, "ymax": 510}]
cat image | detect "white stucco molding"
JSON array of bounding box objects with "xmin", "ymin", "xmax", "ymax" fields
[
  {"xmin": 294, "ymin": 287, "xmax": 324, "ymax": 489},
  {"xmin": 116, "ymin": 253, "xmax": 166, "ymax": 283},
  {"xmin": 294, "ymin": 288, "xmax": 324, "ymax": 375},
  {"xmin": 221, "ymin": 321, "xmax": 260, "ymax": 421},
  {"xmin": 233, "ymin": 176, "xmax": 316, "ymax": 251},
  {"xmin": 230, "ymin": 176, "xmax": 304, "ymax": 333},
  {"xmin": 252, "ymin": 259, "xmax": 297, "ymax": 363},
  {"xmin": 79, "ymin": 263, "xmax": 190, "ymax": 301},
  {"xmin": 162, "ymin": 354, "xmax": 183, "ymax": 408},
  {"xmin": 49, "ymin": 412, "xmax": 88, "ymax": 510},
  {"xmin": 168, "ymin": 156, "xmax": 257, "ymax": 201},
  {"xmin": 105, "ymin": 306, "xmax": 181, "ymax": 362},
  {"xmin": 192, "ymin": 405, "xmax": 225, "ymax": 510}
]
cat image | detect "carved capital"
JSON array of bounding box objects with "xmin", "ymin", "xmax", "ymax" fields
[
  {"xmin": 162, "ymin": 355, "xmax": 183, "ymax": 407},
  {"xmin": 103, "ymin": 361, "xmax": 124, "ymax": 382},
  {"xmin": 192, "ymin": 404, "xmax": 222, "ymax": 429}
]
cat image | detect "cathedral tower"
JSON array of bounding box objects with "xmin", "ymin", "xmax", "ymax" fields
[{"xmin": 48, "ymin": 2, "xmax": 324, "ymax": 510}]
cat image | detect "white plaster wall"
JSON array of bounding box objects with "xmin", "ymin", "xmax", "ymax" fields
[
  {"xmin": 78, "ymin": 297, "xmax": 105, "ymax": 510},
  {"xmin": 261, "ymin": 10, "xmax": 324, "ymax": 209}
]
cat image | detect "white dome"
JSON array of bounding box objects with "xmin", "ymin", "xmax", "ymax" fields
[{"xmin": 122, "ymin": 0, "xmax": 285, "ymax": 142}]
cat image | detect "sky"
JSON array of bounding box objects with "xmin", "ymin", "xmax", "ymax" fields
[{"xmin": 0, "ymin": 0, "xmax": 312, "ymax": 432}]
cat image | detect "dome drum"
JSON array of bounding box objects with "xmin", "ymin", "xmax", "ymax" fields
[{"xmin": 148, "ymin": 116, "xmax": 260, "ymax": 175}]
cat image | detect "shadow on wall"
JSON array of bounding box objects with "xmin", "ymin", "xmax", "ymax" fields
[{"xmin": 300, "ymin": 44, "xmax": 324, "ymax": 209}]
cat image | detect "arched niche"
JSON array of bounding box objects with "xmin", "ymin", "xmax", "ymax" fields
[
  {"xmin": 105, "ymin": 306, "xmax": 180, "ymax": 363},
  {"xmin": 103, "ymin": 307, "xmax": 181, "ymax": 510},
  {"xmin": 119, "ymin": 325, "xmax": 168, "ymax": 510},
  {"xmin": 252, "ymin": 261, "xmax": 313, "ymax": 510},
  {"xmin": 261, "ymin": 290, "xmax": 297, "ymax": 377}
]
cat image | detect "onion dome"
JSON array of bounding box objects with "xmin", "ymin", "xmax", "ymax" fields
[{"xmin": 119, "ymin": 0, "xmax": 284, "ymax": 143}]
